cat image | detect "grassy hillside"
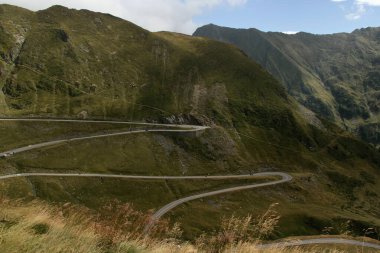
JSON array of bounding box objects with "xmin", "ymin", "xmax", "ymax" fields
[
  {"xmin": 0, "ymin": 4, "xmax": 380, "ymax": 241},
  {"xmin": 1, "ymin": 198, "xmax": 379, "ymax": 253},
  {"xmin": 0, "ymin": 5, "xmax": 287, "ymax": 122},
  {"xmin": 194, "ymin": 24, "xmax": 380, "ymax": 146}
]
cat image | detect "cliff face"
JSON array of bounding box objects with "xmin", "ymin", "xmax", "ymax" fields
[{"xmin": 194, "ymin": 24, "xmax": 380, "ymax": 146}]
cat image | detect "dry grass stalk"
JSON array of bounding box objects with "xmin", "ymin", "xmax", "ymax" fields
[{"xmin": 0, "ymin": 198, "xmax": 376, "ymax": 253}]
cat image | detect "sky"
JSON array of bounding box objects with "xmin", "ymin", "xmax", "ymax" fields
[{"xmin": 1, "ymin": 0, "xmax": 380, "ymax": 35}]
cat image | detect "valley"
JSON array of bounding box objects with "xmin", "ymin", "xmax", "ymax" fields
[
  {"xmin": 1, "ymin": 118, "xmax": 380, "ymax": 251},
  {"xmin": 0, "ymin": 3, "xmax": 380, "ymax": 252}
]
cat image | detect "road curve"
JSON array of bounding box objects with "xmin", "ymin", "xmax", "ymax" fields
[
  {"xmin": 1, "ymin": 118, "xmax": 379, "ymax": 249},
  {"xmin": 0, "ymin": 118, "xmax": 290, "ymax": 226},
  {"xmin": 3, "ymin": 173, "xmax": 378, "ymax": 250},
  {"xmin": 144, "ymin": 172, "xmax": 291, "ymax": 231},
  {"xmin": 258, "ymin": 238, "xmax": 380, "ymax": 250},
  {"xmin": 0, "ymin": 172, "xmax": 285, "ymax": 181},
  {"xmin": 0, "ymin": 171, "xmax": 291, "ymax": 231},
  {"xmin": 0, "ymin": 117, "xmax": 205, "ymax": 128},
  {"xmin": 0, "ymin": 118, "xmax": 208, "ymax": 158}
]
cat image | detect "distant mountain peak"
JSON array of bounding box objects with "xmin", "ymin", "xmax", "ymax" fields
[{"xmin": 193, "ymin": 24, "xmax": 380, "ymax": 145}]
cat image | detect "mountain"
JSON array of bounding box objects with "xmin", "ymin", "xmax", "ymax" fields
[
  {"xmin": 0, "ymin": 4, "xmax": 380, "ymax": 240},
  {"xmin": 194, "ymin": 24, "xmax": 380, "ymax": 146}
]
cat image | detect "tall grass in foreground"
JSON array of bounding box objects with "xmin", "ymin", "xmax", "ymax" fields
[{"xmin": 0, "ymin": 198, "xmax": 372, "ymax": 253}]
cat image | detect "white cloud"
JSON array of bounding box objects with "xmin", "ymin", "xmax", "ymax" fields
[
  {"xmin": 343, "ymin": 0, "xmax": 380, "ymax": 20},
  {"xmin": 282, "ymin": 31, "xmax": 299, "ymax": 35},
  {"xmin": 346, "ymin": 2, "xmax": 366, "ymax": 20},
  {"xmin": 0, "ymin": 0, "xmax": 247, "ymax": 34},
  {"xmin": 226, "ymin": 0, "xmax": 247, "ymax": 6},
  {"xmin": 356, "ymin": 0, "xmax": 380, "ymax": 6}
]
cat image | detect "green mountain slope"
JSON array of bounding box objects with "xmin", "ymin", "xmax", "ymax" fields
[
  {"xmin": 1, "ymin": 5, "xmax": 380, "ymax": 240},
  {"xmin": 194, "ymin": 24, "xmax": 380, "ymax": 146}
]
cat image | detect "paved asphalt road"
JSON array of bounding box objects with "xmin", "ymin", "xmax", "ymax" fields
[
  {"xmin": 1, "ymin": 118, "xmax": 379, "ymax": 250},
  {"xmin": 259, "ymin": 238, "xmax": 380, "ymax": 250},
  {"xmin": 1, "ymin": 173, "xmax": 379, "ymax": 250},
  {"xmin": 144, "ymin": 172, "xmax": 291, "ymax": 231},
  {"xmin": 0, "ymin": 171, "xmax": 291, "ymax": 227},
  {"xmin": 0, "ymin": 118, "xmax": 208, "ymax": 158}
]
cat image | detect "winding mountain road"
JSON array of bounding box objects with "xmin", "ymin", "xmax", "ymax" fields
[
  {"xmin": 0, "ymin": 118, "xmax": 208, "ymax": 158},
  {"xmin": 143, "ymin": 172, "xmax": 291, "ymax": 231},
  {"xmin": 0, "ymin": 171, "xmax": 291, "ymax": 226},
  {"xmin": 1, "ymin": 118, "xmax": 379, "ymax": 250},
  {"xmin": 259, "ymin": 238, "xmax": 380, "ymax": 250}
]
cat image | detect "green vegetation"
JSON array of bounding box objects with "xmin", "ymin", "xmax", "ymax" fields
[
  {"xmin": 0, "ymin": 4, "xmax": 380, "ymax": 243},
  {"xmin": 326, "ymin": 171, "xmax": 364, "ymax": 200},
  {"xmin": 0, "ymin": 120, "xmax": 144, "ymax": 150},
  {"xmin": 194, "ymin": 24, "xmax": 380, "ymax": 145},
  {"xmin": 2, "ymin": 198, "xmax": 379, "ymax": 253},
  {"xmin": 31, "ymin": 223, "xmax": 50, "ymax": 235}
]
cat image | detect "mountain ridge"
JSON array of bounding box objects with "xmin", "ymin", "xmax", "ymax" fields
[
  {"xmin": 0, "ymin": 4, "xmax": 380, "ymax": 240},
  {"xmin": 194, "ymin": 24, "xmax": 380, "ymax": 146},
  {"xmin": 201, "ymin": 23, "xmax": 380, "ymax": 37}
]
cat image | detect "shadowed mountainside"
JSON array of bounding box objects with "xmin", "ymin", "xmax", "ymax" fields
[
  {"xmin": 194, "ymin": 24, "xmax": 380, "ymax": 146},
  {"xmin": 0, "ymin": 4, "xmax": 380, "ymax": 240}
]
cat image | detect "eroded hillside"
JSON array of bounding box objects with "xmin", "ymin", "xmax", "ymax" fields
[{"xmin": 194, "ymin": 24, "xmax": 380, "ymax": 146}]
